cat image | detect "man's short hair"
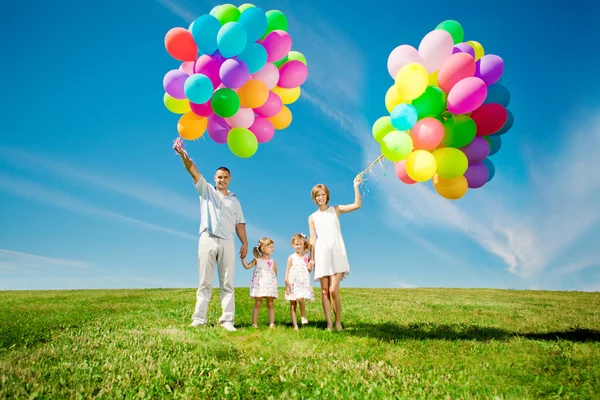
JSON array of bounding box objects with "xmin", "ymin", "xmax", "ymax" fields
[{"xmin": 215, "ymin": 167, "xmax": 231, "ymax": 175}]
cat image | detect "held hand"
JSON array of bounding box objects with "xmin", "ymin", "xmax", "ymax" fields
[
  {"xmin": 285, "ymin": 285, "xmax": 290, "ymax": 295},
  {"xmin": 173, "ymin": 137, "xmax": 187, "ymax": 157},
  {"xmin": 353, "ymin": 174, "xmax": 363, "ymax": 187},
  {"xmin": 239, "ymin": 243, "xmax": 248, "ymax": 259},
  {"xmin": 308, "ymin": 260, "xmax": 315, "ymax": 272}
]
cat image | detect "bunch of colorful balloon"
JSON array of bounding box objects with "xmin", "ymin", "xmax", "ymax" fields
[
  {"xmin": 162, "ymin": 4, "xmax": 308, "ymax": 158},
  {"xmin": 372, "ymin": 20, "xmax": 513, "ymax": 200}
]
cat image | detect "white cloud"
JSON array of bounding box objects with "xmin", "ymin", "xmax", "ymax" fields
[
  {"xmin": 156, "ymin": 0, "xmax": 199, "ymax": 23},
  {"xmin": 0, "ymin": 249, "xmax": 91, "ymax": 272},
  {"xmin": 0, "ymin": 172, "xmax": 197, "ymax": 240},
  {"xmin": 395, "ymin": 280, "xmax": 417, "ymax": 289}
]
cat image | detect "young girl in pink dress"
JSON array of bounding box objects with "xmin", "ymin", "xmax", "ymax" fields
[
  {"xmin": 308, "ymin": 175, "xmax": 362, "ymax": 331},
  {"xmin": 284, "ymin": 233, "xmax": 315, "ymax": 330},
  {"xmin": 241, "ymin": 237, "xmax": 278, "ymax": 328}
]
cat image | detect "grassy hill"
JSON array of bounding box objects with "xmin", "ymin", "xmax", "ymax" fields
[{"xmin": 1, "ymin": 288, "xmax": 599, "ymax": 398}]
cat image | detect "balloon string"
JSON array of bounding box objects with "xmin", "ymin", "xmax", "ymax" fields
[{"xmin": 358, "ymin": 154, "xmax": 385, "ymax": 178}]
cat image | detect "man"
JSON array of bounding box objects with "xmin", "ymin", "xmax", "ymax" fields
[{"xmin": 173, "ymin": 138, "xmax": 248, "ymax": 331}]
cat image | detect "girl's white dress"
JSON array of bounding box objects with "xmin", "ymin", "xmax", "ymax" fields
[
  {"xmin": 311, "ymin": 206, "xmax": 350, "ymax": 281},
  {"xmin": 250, "ymin": 258, "xmax": 278, "ymax": 298},
  {"xmin": 285, "ymin": 253, "xmax": 315, "ymax": 301}
]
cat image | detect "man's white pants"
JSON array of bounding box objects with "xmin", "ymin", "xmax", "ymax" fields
[{"xmin": 192, "ymin": 232, "xmax": 236, "ymax": 324}]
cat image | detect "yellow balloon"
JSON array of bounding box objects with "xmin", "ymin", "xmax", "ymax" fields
[
  {"xmin": 433, "ymin": 175, "xmax": 468, "ymax": 200},
  {"xmin": 164, "ymin": 93, "xmax": 190, "ymax": 114},
  {"xmin": 428, "ymin": 71, "xmax": 439, "ymax": 86},
  {"xmin": 395, "ymin": 63, "xmax": 429, "ymax": 101},
  {"xmin": 405, "ymin": 150, "xmax": 437, "ymax": 182},
  {"xmin": 268, "ymin": 105, "xmax": 292, "ymax": 130},
  {"xmin": 272, "ymin": 86, "xmax": 301, "ymax": 104},
  {"xmin": 177, "ymin": 112, "xmax": 207, "ymax": 140},
  {"xmin": 466, "ymin": 41, "xmax": 484, "ymax": 60},
  {"xmin": 385, "ymin": 85, "xmax": 408, "ymax": 113}
]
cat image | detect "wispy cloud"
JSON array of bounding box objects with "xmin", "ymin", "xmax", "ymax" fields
[
  {"xmin": 0, "ymin": 172, "xmax": 197, "ymax": 240},
  {"xmin": 156, "ymin": 0, "xmax": 199, "ymax": 23},
  {"xmin": 0, "ymin": 249, "xmax": 91, "ymax": 272}
]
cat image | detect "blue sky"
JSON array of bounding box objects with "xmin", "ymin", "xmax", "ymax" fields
[{"xmin": 1, "ymin": 0, "xmax": 599, "ymax": 292}]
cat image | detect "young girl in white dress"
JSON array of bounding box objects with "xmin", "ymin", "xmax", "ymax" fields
[
  {"xmin": 284, "ymin": 233, "xmax": 315, "ymax": 330},
  {"xmin": 308, "ymin": 175, "xmax": 362, "ymax": 331},
  {"xmin": 241, "ymin": 237, "xmax": 278, "ymax": 328}
]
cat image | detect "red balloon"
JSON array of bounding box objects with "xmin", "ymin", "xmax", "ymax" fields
[
  {"xmin": 165, "ymin": 28, "xmax": 198, "ymax": 62},
  {"xmin": 471, "ymin": 103, "xmax": 508, "ymax": 136},
  {"xmin": 394, "ymin": 160, "xmax": 417, "ymax": 184}
]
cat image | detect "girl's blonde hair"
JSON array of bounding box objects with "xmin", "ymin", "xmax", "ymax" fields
[
  {"xmin": 311, "ymin": 183, "xmax": 330, "ymax": 205},
  {"xmin": 253, "ymin": 237, "xmax": 274, "ymax": 259},
  {"xmin": 291, "ymin": 233, "xmax": 310, "ymax": 252}
]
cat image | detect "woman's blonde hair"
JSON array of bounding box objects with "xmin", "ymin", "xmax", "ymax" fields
[
  {"xmin": 311, "ymin": 183, "xmax": 330, "ymax": 205},
  {"xmin": 291, "ymin": 233, "xmax": 310, "ymax": 252},
  {"xmin": 253, "ymin": 237, "xmax": 274, "ymax": 259}
]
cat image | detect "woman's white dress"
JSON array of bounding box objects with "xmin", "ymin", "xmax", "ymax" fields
[{"xmin": 311, "ymin": 206, "xmax": 350, "ymax": 281}]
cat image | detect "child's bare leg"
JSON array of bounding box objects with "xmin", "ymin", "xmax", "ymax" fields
[
  {"xmin": 252, "ymin": 298, "xmax": 263, "ymax": 327},
  {"xmin": 330, "ymin": 273, "xmax": 343, "ymax": 331},
  {"xmin": 266, "ymin": 298, "xmax": 275, "ymax": 327},
  {"xmin": 319, "ymin": 277, "xmax": 333, "ymax": 331},
  {"xmin": 290, "ymin": 300, "xmax": 298, "ymax": 330},
  {"xmin": 298, "ymin": 299, "xmax": 307, "ymax": 320}
]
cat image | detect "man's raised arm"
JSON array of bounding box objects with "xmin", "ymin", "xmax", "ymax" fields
[{"xmin": 173, "ymin": 138, "xmax": 202, "ymax": 184}]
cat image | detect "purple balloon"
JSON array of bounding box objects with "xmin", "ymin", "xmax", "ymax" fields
[
  {"xmin": 207, "ymin": 115, "xmax": 230, "ymax": 144},
  {"xmin": 475, "ymin": 54, "xmax": 504, "ymax": 86},
  {"xmin": 219, "ymin": 59, "xmax": 249, "ymax": 89},
  {"xmin": 453, "ymin": 43, "xmax": 475, "ymax": 58},
  {"xmin": 460, "ymin": 137, "xmax": 490, "ymax": 163},
  {"xmin": 464, "ymin": 162, "xmax": 489, "ymax": 189},
  {"xmin": 163, "ymin": 69, "xmax": 189, "ymax": 100}
]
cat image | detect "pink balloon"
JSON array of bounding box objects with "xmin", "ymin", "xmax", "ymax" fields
[
  {"xmin": 446, "ymin": 77, "xmax": 488, "ymax": 115},
  {"xmin": 180, "ymin": 61, "xmax": 195, "ymax": 75},
  {"xmin": 194, "ymin": 55, "xmax": 222, "ymax": 88},
  {"xmin": 418, "ymin": 30, "xmax": 454, "ymax": 73},
  {"xmin": 437, "ymin": 53, "xmax": 476, "ymax": 92},
  {"xmin": 249, "ymin": 116, "xmax": 275, "ymax": 143},
  {"xmin": 387, "ymin": 45, "xmax": 425, "ymax": 79},
  {"xmin": 207, "ymin": 116, "xmax": 230, "ymax": 144},
  {"xmin": 278, "ymin": 60, "xmax": 307, "ymax": 88},
  {"xmin": 190, "ymin": 100, "xmax": 214, "ymax": 117},
  {"xmin": 410, "ymin": 118, "xmax": 444, "ymax": 150},
  {"xmin": 251, "ymin": 63, "xmax": 279, "ymax": 89},
  {"xmin": 225, "ymin": 107, "xmax": 255, "ymax": 129},
  {"xmin": 394, "ymin": 160, "xmax": 416, "ymax": 184},
  {"xmin": 261, "ymin": 30, "xmax": 292, "ymax": 62},
  {"xmin": 254, "ymin": 91, "xmax": 282, "ymax": 117}
]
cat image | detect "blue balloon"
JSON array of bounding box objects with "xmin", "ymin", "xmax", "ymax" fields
[
  {"xmin": 217, "ymin": 22, "xmax": 248, "ymax": 58},
  {"xmin": 483, "ymin": 158, "xmax": 495, "ymax": 182},
  {"xmin": 184, "ymin": 74, "xmax": 214, "ymax": 104},
  {"xmin": 491, "ymin": 110, "xmax": 513, "ymax": 136},
  {"xmin": 488, "ymin": 136, "xmax": 502, "ymax": 156},
  {"xmin": 390, "ymin": 104, "xmax": 418, "ymax": 131},
  {"xmin": 484, "ymin": 83, "xmax": 510, "ymax": 107},
  {"xmin": 236, "ymin": 42, "xmax": 267, "ymax": 74},
  {"xmin": 191, "ymin": 15, "xmax": 221, "ymax": 55},
  {"xmin": 238, "ymin": 7, "xmax": 267, "ymax": 42}
]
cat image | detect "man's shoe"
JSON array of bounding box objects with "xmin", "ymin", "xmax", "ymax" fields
[
  {"xmin": 190, "ymin": 320, "xmax": 206, "ymax": 327},
  {"xmin": 221, "ymin": 322, "xmax": 237, "ymax": 332}
]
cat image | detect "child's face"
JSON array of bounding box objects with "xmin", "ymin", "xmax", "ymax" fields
[
  {"xmin": 292, "ymin": 239, "xmax": 304, "ymax": 253},
  {"xmin": 314, "ymin": 190, "xmax": 328, "ymax": 206},
  {"xmin": 262, "ymin": 243, "xmax": 274, "ymax": 255}
]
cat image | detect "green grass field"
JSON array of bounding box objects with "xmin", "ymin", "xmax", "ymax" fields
[{"xmin": 1, "ymin": 288, "xmax": 599, "ymax": 399}]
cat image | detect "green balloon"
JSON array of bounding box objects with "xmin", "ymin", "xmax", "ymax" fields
[
  {"xmin": 442, "ymin": 115, "xmax": 476, "ymax": 148},
  {"xmin": 215, "ymin": 4, "xmax": 241, "ymax": 25},
  {"xmin": 287, "ymin": 51, "xmax": 306, "ymax": 65},
  {"xmin": 435, "ymin": 20, "xmax": 464, "ymax": 45},
  {"xmin": 433, "ymin": 147, "xmax": 468, "ymax": 179},
  {"xmin": 380, "ymin": 130, "xmax": 413, "ymax": 162},
  {"xmin": 372, "ymin": 116, "xmax": 395, "ymax": 143},
  {"xmin": 212, "ymin": 88, "xmax": 240, "ymax": 118},
  {"xmin": 412, "ymin": 86, "xmax": 445, "ymax": 119},
  {"xmin": 238, "ymin": 3, "xmax": 255, "ymax": 12},
  {"xmin": 264, "ymin": 10, "xmax": 288, "ymax": 36},
  {"xmin": 484, "ymin": 136, "xmax": 492, "ymax": 147},
  {"xmin": 228, "ymin": 127, "xmax": 258, "ymax": 158}
]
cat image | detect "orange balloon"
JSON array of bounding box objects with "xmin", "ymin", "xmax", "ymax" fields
[
  {"xmin": 238, "ymin": 79, "xmax": 269, "ymax": 109},
  {"xmin": 177, "ymin": 112, "xmax": 207, "ymax": 140},
  {"xmin": 267, "ymin": 105, "xmax": 292, "ymax": 130},
  {"xmin": 165, "ymin": 28, "xmax": 198, "ymax": 61},
  {"xmin": 433, "ymin": 174, "xmax": 468, "ymax": 200}
]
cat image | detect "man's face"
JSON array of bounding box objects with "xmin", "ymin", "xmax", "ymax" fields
[{"xmin": 214, "ymin": 170, "xmax": 231, "ymax": 191}]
